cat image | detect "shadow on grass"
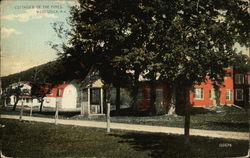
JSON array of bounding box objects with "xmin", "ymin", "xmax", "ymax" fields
[
  {"xmin": 189, "ymin": 107, "xmax": 216, "ymax": 115},
  {"xmin": 209, "ymin": 121, "xmax": 249, "ymax": 131},
  {"xmin": 110, "ymin": 108, "xmax": 151, "ymax": 117},
  {"xmin": 109, "ymin": 132, "xmax": 248, "ymax": 158},
  {"xmin": 32, "ymin": 111, "xmax": 80, "ymax": 118},
  {"xmin": 110, "ymin": 107, "xmax": 215, "ymax": 117}
]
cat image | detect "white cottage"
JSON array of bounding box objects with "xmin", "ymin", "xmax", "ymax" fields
[
  {"xmin": 9, "ymin": 82, "xmax": 35, "ymax": 106},
  {"xmin": 9, "ymin": 83, "xmax": 79, "ymax": 111},
  {"xmin": 43, "ymin": 84, "xmax": 78, "ymax": 110}
]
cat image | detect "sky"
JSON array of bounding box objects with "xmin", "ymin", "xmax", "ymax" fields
[
  {"xmin": 1, "ymin": 0, "xmax": 249, "ymax": 77},
  {"xmin": 1, "ymin": 0, "xmax": 78, "ymax": 76}
]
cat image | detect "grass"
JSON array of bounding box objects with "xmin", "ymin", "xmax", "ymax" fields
[
  {"xmin": 0, "ymin": 119, "xmax": 249, "ymax": 158},
  {"xmin": 1, "ymin": 105, "xmax": 249, "ymax": 132}
]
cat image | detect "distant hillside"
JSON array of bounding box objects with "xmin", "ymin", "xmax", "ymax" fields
[
  {"xmin": 1, "ymin": 57, "xmax": 90, "ymax": 89},
  {"xmin": 1, "ymin": 61, "xmax": 56, "ymax": 88}
]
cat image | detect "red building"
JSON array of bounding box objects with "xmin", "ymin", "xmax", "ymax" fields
[
  {"xmin": 136, "ymin": 68, "xmax": 249, "ymax": 112},
  {"xmin": 190, "ymin": 68, "xmax": 234, "ymax": 107},
  {"xmin": 233, "ymin": 72, "xmax": 250, "ymax": 107},
  {"xmin": 136, "ymin": 82, "xmax": 169, "ymax": 112}
]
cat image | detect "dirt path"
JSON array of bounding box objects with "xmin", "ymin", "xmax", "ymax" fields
[{"xmin": 1, "ymin": 114, "xmax": 249, "ymax": 140}]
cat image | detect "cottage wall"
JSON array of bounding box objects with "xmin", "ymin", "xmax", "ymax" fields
[{"xmin": 61, "ymin": 85, "xmax": 78, "ymax": 109}]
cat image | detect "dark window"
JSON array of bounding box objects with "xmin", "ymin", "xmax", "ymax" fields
[
  {"xmin": 91, "ymin": 88, "xmax": 100, "ymax": 104},
  {"xmin": 137, "ymin": 90, "xmax": 143, "ymax": 100},
  {"xmin": 225, "ymin": 72, "xmax": 231, "ymax": 77},
  {"xmin": 22, "ymin": 89, "xmax": 30, "ymax": 95},
  {"xmin": 145, "ymin": 88, "xmax": 150, "ymax": 100},
  {"xmin": 48, "ymin": 90, "xmax": 53, "ymax": 94},
  {"xmin": 235, "ymin": 89, "xmax": 243, "ymax": 101},
  {"xmin": 235, "ymin": 74, "xmax": 244, "ymax": 84}
]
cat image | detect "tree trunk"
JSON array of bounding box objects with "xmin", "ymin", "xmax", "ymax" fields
[
  {"xmin": 130, "ymin": 71, "xmax": 140, "ymax": 111},
  {"xmin": 175, "ymin": 85, "xmax": 186, "ymax": 115},
  {"xmin": 214, "ymin": 86, "xmax": 221, "ymax": 106},
  {"xmin": 175, "ymin": 84, "xmax": 192, "ymax": 141},
  {"xmin": 131, "ymin": 85, "xmax": 139, "ymax": 111},
  {"xmin": 183, "ymin": 86, "xmax": 191, "ymax": 137},
  {"xmin": 115, "ymin": 86, "xmax": 120, "ymax": 111},
  {"xmin": 12, "ymin": 96, "xmax": 19, "ymax": 111},
  {"xmin": 39, "ymin": 99, "xmax": 44, "ymax": 112}
]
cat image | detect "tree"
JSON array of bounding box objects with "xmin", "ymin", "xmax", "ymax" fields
[
  {"xmin": 58, "ymin": 0, "xmax": 178, "ymax": 110},
  {"xmin": 4, "ymin": 82, "xmax": 29, "ymax": 111},
  {"xmin": 231, "ymin": 52, "xmax": 250, "ymax": 73},
  {"xmin": 30, "ymin": 83, "xmax": 54, "ymax": 112},
  {"xmin": 56, "ymin": 0, "xmax": 249, "ymax": 137}
]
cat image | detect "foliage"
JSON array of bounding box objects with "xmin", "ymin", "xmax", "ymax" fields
[
  {"xmin": 230, "ymin": 52, "xmax": 250, "ymax": 73},
  {"xmin": 30, "ymin": 83, "xmax": 55, "ymax": 112},
  {"xmin": 58, "ymin": 0, "xmax": 249, "ymax": 114}
]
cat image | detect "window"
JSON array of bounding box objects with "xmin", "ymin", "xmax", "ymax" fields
[
  {"xmin": 46, "ymin": 99, "xmax": 51, "ymax": 103},
  {"xmin": 90, "ymin": 88, "xmax": 100, "ymax": 104},
  {"xmin": 137, "ymin": 90, "xmax": 143, "ymax": 100},
  {"xmin": 235, "ymin": 74, "xmax": 244, "ymax": 84},
  {"xmin": 48, "ymin": 90, "xmax": 53, "ymax": 94},
  {"xmin": 57, "ymin": 89, "xmax": 62, "ymax": 96},
  {"xmin": 145, "ymin": 88, "xmax": 150, "ymax": 100},
  {"xmin": 156, "ymin": 88, "xmax": 163, "ymax": 103},
  {"xmin": 194, "ymin": 88, "xmax": 204, "ymax": 100},
  {"xmin": 226, "ymin": 90, "xmax": 232, "ymax": 100},
  {"xmin": 209, "ymin": 90, "xmax": 212, "ymax": 100},
  {"xmin": 22, "ymin": 89, "xmax": 30, "ymax": 95},
  {"xmin": 235, "ymin": 89, "xmax": 243, "ymax": 101},
  {"xmin": 225, "ymin": 72, "xmax": 231, "ymax": 77}
]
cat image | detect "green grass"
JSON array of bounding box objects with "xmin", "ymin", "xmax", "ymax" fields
[
  {"xmin": 1, "ymin": 105, "xmax": 249, "ymax": 132},
  {"xmin": 0, "ymin": 119, "xmax": 248, "ymax": 158},
  {"xmin": 88, "ymin": 106, "xmax": 249, "ymax": 132}
]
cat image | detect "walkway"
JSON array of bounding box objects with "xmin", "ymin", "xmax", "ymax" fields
[{"xmin": 1, "ymin": 114, "xmax": 249, "ymax": 140}]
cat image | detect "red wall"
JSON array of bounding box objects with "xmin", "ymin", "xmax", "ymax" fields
[
  {"xmin": 190, "ymin": 78, "xmax": 214, "ymax": 106},
  {"xmin": 136, "ymin": 68, "xmax": 235, "ymax": 111},
  {"xmin": 190, "ymin": 68, "xmax": 234, "ymax": 106},
  {"xmin": 137, "ymin": 82, "xmax": 169, "ymax": 112}
]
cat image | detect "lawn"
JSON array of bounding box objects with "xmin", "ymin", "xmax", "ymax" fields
[
  {"xmin": 1, "ymin": 105, "xmax": 249, "ymax": 132},
  {"xmin": 106, "ymin": 105, "xmax": 250, "ymax": 132},
  {"xmin": 0, "ymin": 119, "xmax": 248, "ymax": 158}
]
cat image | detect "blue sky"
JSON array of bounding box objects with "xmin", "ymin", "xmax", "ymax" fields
[{"xmin": 1, "ymin": 0, "xmax": 77, "ymax": 76}]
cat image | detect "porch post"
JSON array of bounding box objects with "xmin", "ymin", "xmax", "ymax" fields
[
  {"xmin": 80, "ymin": 89, "xmax": 84, "ymax": 115},
  {"xmin": 107, "ymin": 103, "xmax": 110, "ymax": 132},
  {"xmin": 100, "ymin": 88, "xmax": 103, "ymax": 114},
  {"xmin": 87, "ymin": 87, "xmax": 91, "ymax": 116},
  {"xmin": 4, "ymin": 97, "xmax": 6, "ymax": 107}
]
